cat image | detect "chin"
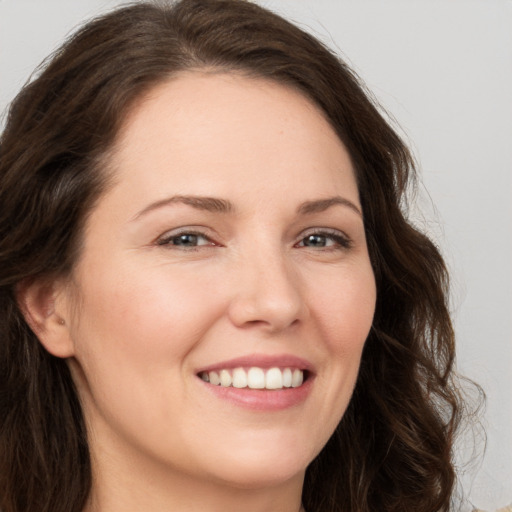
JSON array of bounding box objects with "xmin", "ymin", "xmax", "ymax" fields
[
  {"xmin": 197, "ymin": 436, "xmax": 314, "ymax": 489},
  {"xmin": 211, "ymin": 461, "xmax": 306, "ymax": 490}
]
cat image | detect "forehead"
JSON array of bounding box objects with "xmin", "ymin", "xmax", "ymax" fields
[{"xmin": 106, "ymin": 71, "xmax": 358, "ymax": 211}]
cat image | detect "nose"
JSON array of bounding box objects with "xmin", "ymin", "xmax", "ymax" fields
[{"xmin": 227, "ymin": 248, "xmax": 307, "ymax": 333}]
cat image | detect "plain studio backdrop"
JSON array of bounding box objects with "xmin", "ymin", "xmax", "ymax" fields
[{"xmin": 0, "ymin": 0, "xmax": 511, "ymax": 510}]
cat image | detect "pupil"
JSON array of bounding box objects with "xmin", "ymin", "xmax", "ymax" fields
[
  {"xmin": 306, "ymin": 235, "xmax": 325, "ymax": 247},
  {"xmin": 176, "ymin": 234, "xmax": 197, "ymax": 246}
]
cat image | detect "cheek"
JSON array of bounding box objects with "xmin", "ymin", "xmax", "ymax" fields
[
  {"xmin": 311, "ymin": 262, "xmax": 376, "ymax": 353},
  {"xmin": 291, "ymin": 262, "xmax": 375, "ymax": 457},
  {"xmin": 66, "ymin": 263, "xmax": 228, "ymax": 443},
  {"xmin": 69, "ymin": 261, "xmax": 227, "ymax": 380}
]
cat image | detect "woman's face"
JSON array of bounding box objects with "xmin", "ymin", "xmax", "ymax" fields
[{"xmin": 61, "ymin": 73, "xmax": 376, "ymax": 489}]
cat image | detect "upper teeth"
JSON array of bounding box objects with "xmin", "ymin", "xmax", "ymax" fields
[{"xmin": 200, "ymin": 367, "xmax": 304, "ymax": 390}]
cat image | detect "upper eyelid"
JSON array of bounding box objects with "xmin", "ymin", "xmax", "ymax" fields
[
  {"xmin": 155, "ymin": 228, "xmax": 216, "ymax": 246},
  {"xmin": 300, "ymin": 226, "xmax": 347, "ymax": 235},
  {"xmin": 295, "ymin": 228, "xmax": 353, "ymax": 249},
  {"xmin": 298, "ymin": 227, "xmax": 351, "ymax": 239},
  {"xmin": 156, "ymin": 226, "xmax": 214, "ymax": 237}
]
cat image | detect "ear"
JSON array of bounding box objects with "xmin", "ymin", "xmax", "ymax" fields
[{"xmin": 16, "ymin": 277, "xmax": 75, "ymax": 358}]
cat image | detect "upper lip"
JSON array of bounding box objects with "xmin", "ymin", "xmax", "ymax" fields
[{"xmin": 196, "ymin": 353, "xmax": 314, "ymax": 374}]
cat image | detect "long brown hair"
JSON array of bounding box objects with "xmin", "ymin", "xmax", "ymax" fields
[{"xmin": 0, "ymin": 1, "xmax": 470, "ymax": 510}]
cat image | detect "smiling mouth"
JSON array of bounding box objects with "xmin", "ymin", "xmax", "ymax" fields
[{"xmin": 198, "ymin": 367, "xmax": 306, "ymax": 390}]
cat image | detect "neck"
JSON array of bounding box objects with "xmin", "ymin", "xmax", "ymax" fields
[
  {"xmin": 83, "ymin": 436, "xmax": 305, "ymax": 512},
  {"xmin": 85, "ymin": 471, "xmax": 305, "ymax": 512}
]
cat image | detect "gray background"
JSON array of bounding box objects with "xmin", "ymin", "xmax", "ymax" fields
[{"xmin": 1, "ymin": 0, "xmax": 510, "ymax": 509}]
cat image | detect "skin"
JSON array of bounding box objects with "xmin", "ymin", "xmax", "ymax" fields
[{"xmin": 42, "ymin": 73, "xmax": 376, "ymax": 511}]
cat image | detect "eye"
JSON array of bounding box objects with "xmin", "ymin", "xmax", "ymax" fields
[
  {"xmin": 157, "ymin": 231, "xmax": 214, "ymax": 248},
  {"xmin": 296, "ymin": 230, "xmax": 351, "ymax": 250}
]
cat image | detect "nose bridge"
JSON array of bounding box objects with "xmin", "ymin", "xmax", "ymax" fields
[{"xmin": 228, "ymin": 236, "xmax": 306, "ymax": 331}]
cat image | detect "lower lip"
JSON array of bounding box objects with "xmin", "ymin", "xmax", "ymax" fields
[{"xmin": 199, "ymin": 377, "xmax": 313, "ymax": 411}]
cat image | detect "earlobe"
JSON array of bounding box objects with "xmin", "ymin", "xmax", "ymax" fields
[{"xmin": 16, "ymin": 277, "xmax": 75, "ymax": 358}]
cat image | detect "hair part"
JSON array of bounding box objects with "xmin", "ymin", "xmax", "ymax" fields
[{"xmin": 0, "ymin": 1, "xmax": 476, "ymax": 511}]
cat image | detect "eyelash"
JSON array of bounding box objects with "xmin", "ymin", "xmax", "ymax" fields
[
  {"xmin": 156, "ymin": 228, "xmax": 352, "ymax": 252},
  {"xmin": 296, "ymin": 229, "xmax": 352, "ymax": 250},
  {"xmin": 156, "ymin": 230, "xmax": 215, "ymax": 249}
]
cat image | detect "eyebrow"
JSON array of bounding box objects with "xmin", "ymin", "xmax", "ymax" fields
[
  {"xmin": 297, "ymin": 196, "xmax": 362, "ymax": 217},
  {"xmin": 132, "ymin": 195, "xmax": 234, "ymax": 220},
  {"xmin": 132, "ymin": 194, "xmax": 362, "ymax": 220}
]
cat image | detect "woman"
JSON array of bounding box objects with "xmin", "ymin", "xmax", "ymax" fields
[{"xmin": 0, "ymin": 1, "xmax": 465, "ymax": 511}]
